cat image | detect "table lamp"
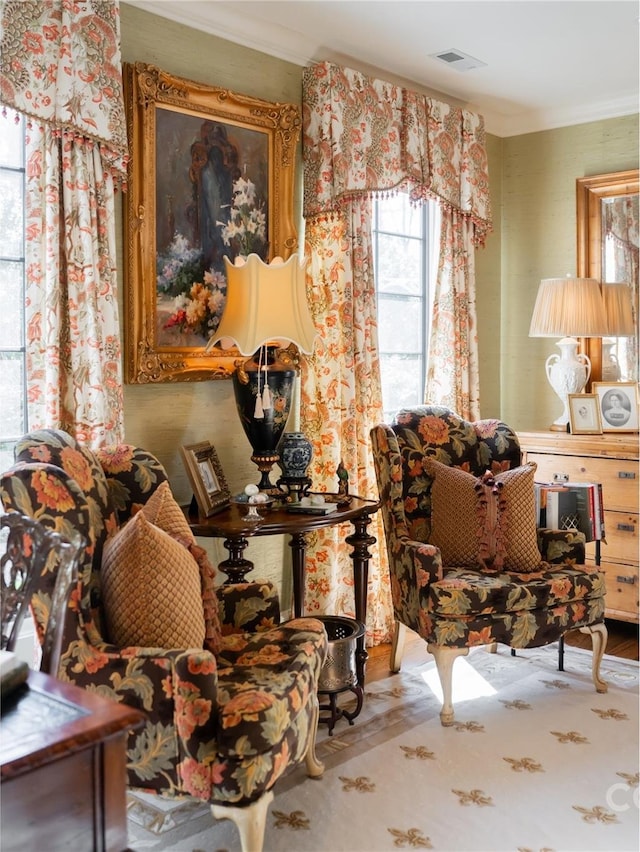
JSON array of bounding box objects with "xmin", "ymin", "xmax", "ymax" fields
[
  {"xmin": 206, "ymin": 253, "xmax": 316, "ymax": 491},
  {"xmin": 529, "ymin": 276, "xmax": 609, "ymax": 430},
  {"xmin": 601, "ymin": 282, "xmax": 635, "ymax": 381}
]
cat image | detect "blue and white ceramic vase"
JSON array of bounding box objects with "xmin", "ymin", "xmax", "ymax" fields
[{"xmin": 278, "ymin": 432, "xmax": 313, "ymax": 479}]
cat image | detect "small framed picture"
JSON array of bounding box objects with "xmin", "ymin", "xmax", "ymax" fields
[
  {"xmin": 180, "ymin": 441, "xmax": 231, "ymax": 516},
  {"xmin": 568, "ymin": 394, "xmax": 602, "ymax": 434},
  {"xmin": 592, "ymin": 382, "xmax": 639, "ymax": 432}
]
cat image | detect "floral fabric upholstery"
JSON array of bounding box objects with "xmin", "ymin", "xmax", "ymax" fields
[
  {"xmin": 0, "ymin": 429, "xmax": 328, "ymax": 807},
  {"xmin": 370, "ymin": 406, "xmax": 606, "ymax": 651}
]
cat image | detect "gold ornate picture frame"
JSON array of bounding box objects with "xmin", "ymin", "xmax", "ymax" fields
[
  {"xmin": 123, "ymin": 62, "xmax": 300, "ymax": 383},
  {"xmin": 180, "ymin": 441, "xmax": 231, "ymax": 516}
]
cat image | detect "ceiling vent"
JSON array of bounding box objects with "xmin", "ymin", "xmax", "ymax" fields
[{"xmin": 430, "ymin": 49, "xmax": 487, "ymax": 73}]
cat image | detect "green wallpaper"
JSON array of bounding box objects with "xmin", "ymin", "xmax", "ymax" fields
[{"xmin": 498, "ymin": 116, "xmax": 638, "ymax": 431}]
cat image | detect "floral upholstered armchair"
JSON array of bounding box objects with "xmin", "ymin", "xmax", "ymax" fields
[
  {"xmin": 370, "ymin": 406, "xmax": 608, "ymax": 726},
  {"xmin": 0, "ymin": 429, "xmax": 328, "ymax": 852}
]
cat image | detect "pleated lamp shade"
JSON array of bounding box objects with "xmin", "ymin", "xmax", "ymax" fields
[
  {"xmin": 206, "ymin": 253, "xmax": 316, "ymax": 355},
  {"xmin": 601, "ymin": 282, "xmax": 635, "ymax": 336},
  {"xmin": 529, "ymin": 277, "xmax": 609, "ymax": 338}
]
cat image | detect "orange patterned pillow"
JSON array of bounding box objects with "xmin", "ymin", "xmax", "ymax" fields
[
  {"xmin": 423, "ymin": 460, "xmax": 541, "ymax": 572},
  {"xmin": 102, "ymin": 511, "xmax": 206, "ymax": 649}
]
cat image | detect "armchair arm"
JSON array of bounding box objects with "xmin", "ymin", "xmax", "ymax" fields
[
  {"xmin": 389, "ymin": 537, "xmax": 442, "ymax": 634},
  {"xmin": 217, "ymin": 580, "xmax": 281, "ymax": 633},
  {"xmin": 59, "ymin": 639, "xmax": 219, "ymax": 791},
  {"xmin": 537, "ymin": 528, "xmax": 586, "ymax": 564}
]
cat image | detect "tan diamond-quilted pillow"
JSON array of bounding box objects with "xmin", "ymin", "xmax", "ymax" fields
[
  {"xmin": 139, "ymin": 481, "xmax": 195, "ymax": 546},
  {"xmin": 102, "ymin": 511, "xmax": 206, "ymax": 649},
  {"xmin": 423, "ymin": 460, "xmax": 541, "ymax": 572},
  {"xmin": 139, "ymin": 482, "xmax": 222, "ymax": 654}
]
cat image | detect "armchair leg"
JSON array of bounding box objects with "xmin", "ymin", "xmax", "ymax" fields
[
  {"xmin": 211, "ymin": 790, "xmax": 273, "ymax": 852},
  {"xmin": 390, "ymin": 620, "xmax": 407, "ymax": 673},
  {"xmin": 579, "ymin": 622, "xmax": 608, "ymax": 694},
  {"xmin": 304, "ymin": 692, "xmax": 324, "ymax": 778},
  {"xmin": 428, "ymin": 644, "xmax": 469, "ymax": 727}
]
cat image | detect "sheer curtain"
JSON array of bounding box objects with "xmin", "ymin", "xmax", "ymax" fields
[
  {"xmin": 0, "ymin": 0, "xmax": 127, "ymax": 447},
  {"xmin": 301, "ymin": 62, "xmax": 492, "ymax": 644},
  {"xmin": 604, "ymin": 195, "xmax": 639, "ymax": 380}
]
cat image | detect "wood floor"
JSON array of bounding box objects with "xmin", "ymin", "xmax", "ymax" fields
[{"xmin": 365, "ymin": 618, "xmax": 639, "ymax": 683}]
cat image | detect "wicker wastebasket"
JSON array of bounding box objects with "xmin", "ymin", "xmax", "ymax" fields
[{"xmin": 316, "ymin": 615, "xmax": 365, "ymax": 734}]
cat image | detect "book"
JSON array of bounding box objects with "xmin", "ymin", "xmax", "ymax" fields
[
  {"xmin": 286, "ymin": 503, "xmax": 338, "ymax": 516},
  {"xmin": 563, "ymin": 482, "xmax": 606, "ymax": 542},
  {"xmin": 545, "ymin": 488, "xmax": 578, "ymax": 531},
  {"xmin": 534, "ymin": 483, "xmax": 572, "ymax": 528}
]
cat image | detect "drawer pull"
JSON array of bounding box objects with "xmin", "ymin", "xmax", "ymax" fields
[
  {"xmin": 616, "ymin": 575, "xmax": 638, "ymax": 585},
  {"xmin": 618, "ymin": 471, "xmax": 636, "ymax": 479},
  {"xmin": 616, "ymin": 523, "xmax": 636, "ymax": 532}
]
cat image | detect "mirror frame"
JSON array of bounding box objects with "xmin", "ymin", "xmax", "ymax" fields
[{"xmin": 576, "ymin": 168, "xmax": 639, "ymax": 388}]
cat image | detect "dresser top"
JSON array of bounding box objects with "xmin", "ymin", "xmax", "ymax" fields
[{"xmin": 518, "ymin": 430, "xmax": 639, "ymax": 461}]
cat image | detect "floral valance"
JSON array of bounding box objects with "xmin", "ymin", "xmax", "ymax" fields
[
  {"xmin": 302, "ymin": 61, "xmax": 492, "ymax": 245},
  {"xmin": 0, "ymin": 0, "xmax": 127, "ymax": 179}
]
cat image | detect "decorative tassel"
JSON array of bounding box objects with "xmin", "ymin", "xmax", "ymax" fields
[
  {"xmin": 261, "ymin": 383, "xmax": 271, "ymax": 410},
  {"xmin": 253, "ymin": 346, "xmax": 265, "ymax": 419}
]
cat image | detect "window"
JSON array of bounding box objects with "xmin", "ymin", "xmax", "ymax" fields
[
  {"xmin": 372, "ymin": 192, "xmax": 439, "ymax": 421},
  {"xmin": 0, "ymin": 112, "xmax": 27, "ymax": 472}
]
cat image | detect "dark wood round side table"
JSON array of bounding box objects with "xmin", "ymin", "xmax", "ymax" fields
[{"xmin": 186, "ymin": 494, "xmax": 379, "ymax": 691}]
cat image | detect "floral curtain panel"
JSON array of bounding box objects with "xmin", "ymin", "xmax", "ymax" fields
[
  {"xmin": 301, "ymin": 61, "xmax": 492, "ymax": 643},
  {"xmin": 301, "ymin": 201, "xmax": 392, "ymax": 646},
  {"xmin": 0, "ymin": 0, "xmax": 127, "ymax": 446}
]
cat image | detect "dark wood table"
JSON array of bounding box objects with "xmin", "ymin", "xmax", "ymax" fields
[
  {"xmin": 1, "ymin": 669, "xmax": 145, "ymax": 852},
  {"xmin": 187, "ymin": 494, "xmax": 379, "ymax": 687}
]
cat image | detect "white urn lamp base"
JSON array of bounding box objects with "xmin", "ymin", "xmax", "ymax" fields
[{"xmin": 545, "ymin": 337, "xmax": 591, "ymax": 431}]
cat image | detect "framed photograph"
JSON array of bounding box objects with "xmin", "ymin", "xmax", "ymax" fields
[
  {"xmin": 181, "ymin": 442, "xmax": 231, "ymax": 516},
  {"xmin": 123, "ymin": 62, "xmax": 301, "ymax": 383},
  {"xmin": 592, "ymin": 382, "xmax": 639, "ymax": 432},
  {"xmin": 568, "ymin": 394, "xmax": 602, "ymax": 434}
]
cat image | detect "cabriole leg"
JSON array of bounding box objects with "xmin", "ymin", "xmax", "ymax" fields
[
  {"xmin": 390, "ymin": 620, "xmax": 406, "ymax": 673},
  {"xmin": 428, "ymin": 644, "xmax": 469, "ymax": 726},
  {"xmin": 304, "ymin": 692, "xmax": 324, "ymax": 777},
  {"xmin": 579, "ymin": 622, "xmax": 608, "ymax": 693},
  {"xmin": 211, "ymin": 790, "xmax": 273, "ymax": 852}
]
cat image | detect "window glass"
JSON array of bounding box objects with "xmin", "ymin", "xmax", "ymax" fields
[
  {"xmin": 0, "ymin": 112, "xmax": 26, "ymax": 473},
  {"xmin": 373, "ymin": 192, "xmax": 436, "ymax": 422}
]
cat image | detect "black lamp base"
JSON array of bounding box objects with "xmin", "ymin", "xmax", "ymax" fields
[{"xmin": 232, "ymin": 347, "xmax": 296, "ymax": 491}]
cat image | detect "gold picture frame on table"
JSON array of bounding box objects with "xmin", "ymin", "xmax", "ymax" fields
[
  {"xmin": 593, "ymin": 382, "xmax": 639, "ymax": 432},
  {"xmin": 123, "ymin": 62, "xmax": 301, "ymax": 383},
  {"xmin": 181, "ymin": 442, "xmax": 231, "ymax": 516},
  {"xmin": 568, "ymin": 394, "xmax": 602, "ymax": 435}
]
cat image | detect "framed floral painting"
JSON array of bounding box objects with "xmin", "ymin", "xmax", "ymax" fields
[{"xmin": 123, "ymin": 63, "xmax": 301, "ymax": 382}]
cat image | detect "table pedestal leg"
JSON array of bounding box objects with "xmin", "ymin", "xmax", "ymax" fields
[
  {"xmin": 345, "ymin": 514, "xmax": 376, "ymax": 689},
  {"xmin": 289, "ymin": 532, "xmax": 307, "ymax": 618},
  {"xmin": 219, "ymin": 536, "xmax": 254, "ymax": 584}
]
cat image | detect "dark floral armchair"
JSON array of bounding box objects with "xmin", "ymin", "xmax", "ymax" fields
[
  {"xmin": 0, "ymin": 429, "xmax": 328, "ymax": 852},
  {"xmin": 370, "ymin": 406, "xmax": 608, "ymax": 725}
]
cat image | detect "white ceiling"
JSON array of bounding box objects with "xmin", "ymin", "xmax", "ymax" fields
[{"xmin": 128, "ymin": 0, "xmax": 639, "ymax": 137}]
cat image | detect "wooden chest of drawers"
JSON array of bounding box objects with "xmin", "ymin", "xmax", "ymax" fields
[{"xmin": 518, "ymin": 431, "xmax": 639, "ymax": 623}]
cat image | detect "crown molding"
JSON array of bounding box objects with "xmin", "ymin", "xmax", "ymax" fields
[{"xmin": 127, "ymin": 2, "xmax": 639, "ymax": 139}]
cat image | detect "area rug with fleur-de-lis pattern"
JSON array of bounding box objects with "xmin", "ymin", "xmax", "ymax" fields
[{"xmin": 127, "ymin": 640, "xmax": 639, "ymax": 851}]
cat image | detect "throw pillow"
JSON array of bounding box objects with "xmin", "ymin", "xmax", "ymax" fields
[
  {"xmin": 101, "ymin": 511, "xmax": 206, "ymax": 649},
  {"xmin": 423, "ymin": 459, "xmax": 541, "ymax": 572},
  {"xmin": 139, "ymin": 481, "xmax": 195, "ymax": 546},
  {"xmin": 139, "ymin": 482, "xmax": 222, "ymax": 654}
]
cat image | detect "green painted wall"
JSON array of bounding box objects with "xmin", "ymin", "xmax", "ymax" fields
[{"xmin": 498, "ymin": 116, "xmax": 638, "ymax": 431}]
